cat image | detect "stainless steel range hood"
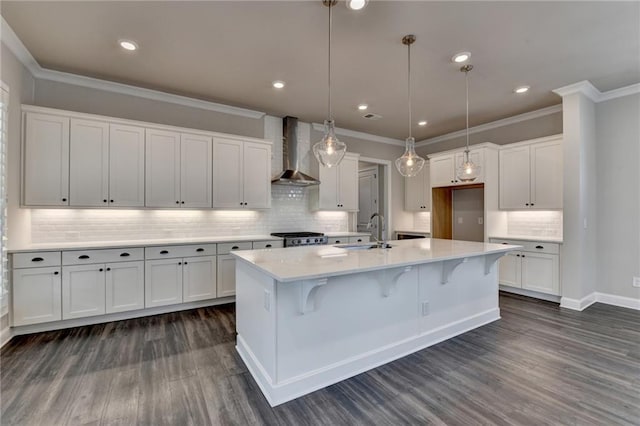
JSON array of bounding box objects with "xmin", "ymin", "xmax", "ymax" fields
[{"xmin": 271, "ymin": 116, "xmax": 320, "ymax": 186}]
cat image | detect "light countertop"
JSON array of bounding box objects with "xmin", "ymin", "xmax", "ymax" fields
[
  {"xmin": 232, "ymin": 238, "xmax": 521, "ymax": 282},
  {"xmin": 488, "ymin": 235, "xmax": 563, "ymax": 244},
  {"xmin": 395, "ymin": 229, "xmax": 431, "ymax": 234},
  {"xmin": 324, "ymin": 231, "xmax": 371, "ymax": 237},
  {"xmin": 8, "ymin": 234, "xmax": 283, "ymax": 253}
]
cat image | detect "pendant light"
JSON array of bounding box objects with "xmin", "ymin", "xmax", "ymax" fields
[
  {"xmin": 395, "ymin": 35, "xmax": 425, "ymax": 178},
  {"xmin": 313, "ymin": 0, "xmax": 347, "ymax": 168},
  {"xmin": 456, "ymin": 64, "xmax": 481, "ymax": 182}
]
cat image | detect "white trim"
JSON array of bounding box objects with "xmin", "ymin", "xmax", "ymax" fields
[
  {"xmin": 415, "ymin": 105, "xmax": 562, "ymax": 147},
  {"xmin": 0, "ymin": 81, "xmax": 9, "ymax": 94},
  {"xmin": 553, "ymin": 80, "xmax": 640, "ymax": 103},
  {"xmin": 358, "ymin": 156, "xmax": 393, "ymax": 240},
  {"xmin": 499, "ymin": 285, "xmax": 561, "ymax": 303},
  {"xmin": 560, "ymin": 292, "xmax": 597, "ymax": 311},
  {"xmin": 312, "ymin": 122, "xmax": 404, "ymax": 146},
  {"xmin": 0, "ymin": 326, "xmax": 11, "ymax": 348},
  {"xmin": 594, "ymin": 292, "xmax": 640, "ymax": 311},
  {"xmin": 495, "ymin": 134, "xmax": 563, "ymax": 150},
  {"xmin": 598, "ymin": 83, "xmax": 640, "ymax": 102},
  {"xmin": 1, "ymin": 17, "xmax": 265, "ymax": 120}
]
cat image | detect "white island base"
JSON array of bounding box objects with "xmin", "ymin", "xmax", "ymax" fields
[{"xmin": 233, "ymin": 239, "xmax": 517, "ymax": 406}]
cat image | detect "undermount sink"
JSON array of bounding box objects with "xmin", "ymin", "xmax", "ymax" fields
[{"xmin": 335, "ymin": 242, "xmax": 393, "ymax": 250}]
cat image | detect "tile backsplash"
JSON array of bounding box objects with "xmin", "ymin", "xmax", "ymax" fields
[
  {"xmin": 30, "ymin": 186, "xmax": 348, "ymax": 243},
  {"xmin": 506, "ymin": 211, "xmax": 563, "ymax": 238},
  {"xmin": 413, "ymin": 212, "xmax": 431, "ymax": 231}
]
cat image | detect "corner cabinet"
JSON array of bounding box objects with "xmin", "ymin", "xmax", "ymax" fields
[
  {"xmin": 405, "ymin": 162, "xmax": 430, "ymax": 211},
  {"xmin": 499, "ymin": 136, "xmax": 562, "ymax": 210},
  {"xmin": 212, "ymin": 137, "xmax": 271, "ymax": 209},
  {"xmin": 310, "ymin": 153, "xmax": 359, "ymax": 211}
]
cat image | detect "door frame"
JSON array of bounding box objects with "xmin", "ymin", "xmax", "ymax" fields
[{"xmin": 358, "ymin": 157, "xmax": 392, "ymax": 240}]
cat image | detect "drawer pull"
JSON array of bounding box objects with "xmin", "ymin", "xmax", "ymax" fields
[
  {"xmin": 79, "ymin": 255, "xmax": 90, "ymax": 259},
  {"xmin": 535, "ymin": 245, "xmax": 544, "ymax": 249},
  {"xmin": 265, "ymin": 244, "xmax": 272, "ymax": 248},
  {"xmin": 335, "ymin": 240, "xmax": 341, "ymax": 244},
  {"xmin": 231, "ymin": 246, "xmax": 239, "ymax": 250},
  {"xmin": 501, "ymin": 243, "xmax": 508, "ymax": 245},
  {"xmin": 160, "ymin": 250, "xmax": 169, "ymax": 255},
  {"xmin": 196, "ymin": 248, "xmax": 204, "ymax": 252},
  {"xmin": 357, "ymin": 239, "xmax": 362, "ymax": 242},
  {"xmin": 31, "ymin": 257, "xmax": 44, "ymax": 262},
  {"xmin": 120, "ymin": 252, "xmax": 130, "ymax": 257},
  {"xmin": 54, "ymin": 271, "xmax": 59, "ymax": 275}
]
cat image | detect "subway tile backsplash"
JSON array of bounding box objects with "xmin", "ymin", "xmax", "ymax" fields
[
  {"xmin": 30, "ymin": 186, "xmax": 348, "ymax": 243},
  {"xmin": 413, "ymin": 212, "xmax": 431, "ymax": 231},
  {"xmin": 506, "ymin": 211, "xmax": 563, "ymax": 238}
]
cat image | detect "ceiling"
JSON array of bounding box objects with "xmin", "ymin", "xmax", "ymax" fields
[{"xmin": 2, "ymin": 1, "xmax": 639, "ymax": 140}]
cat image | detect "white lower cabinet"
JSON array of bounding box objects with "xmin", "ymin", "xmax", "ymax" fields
[
  {"xmin": 216, "ymin": 255, "xmax": 236, "ymax": 298},
  {"xmin": 183, "ymin": 256, "xmax": 217, "ymax": 302},
  {"xmin": 498, "ymin": 252, "xmax": 521, "ymax": 288},
  {"xmin": 105, "ymin": 261, "xmax": 144, "ymax": 314},
  {"xmin": 145, "ymin": 258, "xmax": 184, "ymax": 308},
  {"xmin": 62, "ymin": 264, "xmax": 106, "ymax": 319},
  {"xmin": 12, "ymin": 266, "xmax": 62, "ymax": 326}
]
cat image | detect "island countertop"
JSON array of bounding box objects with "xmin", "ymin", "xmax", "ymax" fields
[{"xmin": 232, "ymin": 238, "xmax": 521, "ymax": 282}]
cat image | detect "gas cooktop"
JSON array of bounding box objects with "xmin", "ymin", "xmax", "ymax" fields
[{"xmin": 270, "ymin": 232, "xmax": 328, "ymax": 247}]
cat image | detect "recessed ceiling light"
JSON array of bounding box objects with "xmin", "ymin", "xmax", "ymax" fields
[
  {"xmin": 346, "ymin": 0, "xmax": 368, "ymax": 11},
  {"xmin": 418, "ymin": 120, "xmax": 428, "ymax": 126},
  {"xmin": 452, "ymin": 52, "xmax": 470, "ymax": 63},
  {"xmin": 272, "ymin": 80, "xmax": 285, "ymax": 89},
  {"xmin": 514, "ymin": 85, "xmax": 530, "ymax": 94},
  {"xmin": 357, "ymin": 104, "xmax": 368, "ymax": 111},
  {"xmin": 119, "ymin": 40, "xmax": 138, "ymax": 51}
]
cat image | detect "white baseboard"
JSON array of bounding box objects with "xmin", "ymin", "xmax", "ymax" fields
[
  {"xmin": 0, "ymin": 327, "xmax": 12, "ymax": 348},
  {"xmin": 560, "ymin": 292, "xmax": 640, "ymax": 311},
  {"xmin": 499, "ymin": 285, "xmax": 561, "ymax": 303}
]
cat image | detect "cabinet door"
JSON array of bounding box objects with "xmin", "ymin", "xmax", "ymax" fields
[
  {"xmin": 105, "ymin": 261, "xmax": 144, "ymax": 314},
  {"xmin": 181, "ymin": 133, "xmax": 212, "ymax": 208},
  {"xmin": 243, "ymin": 142, "xmax": 271, "ymax": 209},
  {"xmin": 454, "ymin": 150, "xmax": 484, "ymax": 183},
  {"xmin": 318, "ymin": 164, "xmax": 339, "ymax": 209},
  {"xmin": 183, "ymin": 256, "xmax": 217, "ymax": 302},
  {"xmin": 405, "ymin": 164, "xmax": 428, "ymax": 211},
  {"xmin": 62, "ymin": 264, "xmax": 106, "ymax": 319},
  {"xmin": 12, "ymin": 267, "xmax": 62, "ymax": 326},
  {"xmin": 23, "ymin": 113, "xmax": 70, "ymax": 206},
  {"xmin": 212, "ymin": 137, "xmax": 244, "ymax": 208},
  {"xmin": 110, "ymin": 124, "xmax": 145, "ymax": 207},
  {"xmin": 338, "ymin": 155, "xmax": 359, "ymax": 211},
  {"xmin": 498, "ymin": 252, "xmax": 521, "ymax": 288},
  {"xmin": 430, "ymin": 155, "xmax": 455, "ymax": 188},
  {"xmin": 499, "ymin": 146, "xmax": 531, "ymax": 209},
  {"xmin": 145, "ymin": 129, "xmax": 181, "ymax": 207},
  {"xmin": 216, "ymin": 254, "xmax": 236, "ymax": 298},
  {"xmin": 530, "ymin": 140, "xmax": 562, "ymax": 209},
  {"xmin": 521, "ymin": 252, "xmax": 559, "ymax": 295},
  {"xmin": 145, "ymin": 259, "xmax": 183, "ymax": 307},
  {"xmin": 69, "ymin": 119, "xmax": 109, "ymax": 207}
]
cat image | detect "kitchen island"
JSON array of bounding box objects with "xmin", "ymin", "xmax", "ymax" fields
[{"xmin": 231, "ymin": 238, "xmax": 520, "ymax": 406}]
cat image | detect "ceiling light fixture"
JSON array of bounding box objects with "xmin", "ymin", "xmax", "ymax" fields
[
  {"xmin": 313, "ymin": 0, "xmax": 347, "ymax": 168},
  {"xmin": 272, "ymin": 80, "xmax": 285, "ymax": 89},
  {"xmin": 358, "ymin": 104, "xmax": 368, "ymax": 111},
  {"xmin": 452, "ymin": 52, "xmax": 470, "ymax": 63},
  {"xmin": 514, "ymin": 85, "xmax": 530, "ymax": 94},
  {"xmin": 395, "ymin": 35, "xmax": 426, "ymax": 178},
  {"xmin": 418, "ymin": 120, "xmax": 428, "ymax": 126},
  {"xmin": 119, "ymin": 40, "xmax": 138, "ymax": 51},
  {"xmin": 456, "ymin": 65, "xmax": 481, "ymax": 182},
  {"xmin": 346, "ymin": 0, "xmax": 368, "ymax": 11}
]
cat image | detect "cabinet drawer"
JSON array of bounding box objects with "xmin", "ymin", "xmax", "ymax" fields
[
  {"xmin": 217, "ymin": 242, "xmax": 252, "ymax": 255},
  {"xmin": 13, "ymin": 251, "xmax": 61, "ymax": 269},
  {"xmin": 145, "ymin": 244, "xmax": 217, "ymax": 260},
  {"xmin": 328, "ymin": 237, "xmax": 348, "ymax": 245},
  {"xmin": 349, "ymin": 236, "xmax": 370, "ymax": 244},
  {"xmin": 63, "ymin": 248, "xmax": 144, "ymax": 265},
  {"xmin": 521, "ymin": 241, "xmax": 559, "ymax": 255},
  {"xmin": 252, "ymin": 240, "xmax": 283, "ymax": 250}
]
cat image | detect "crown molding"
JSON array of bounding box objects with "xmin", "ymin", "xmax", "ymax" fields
[
  {"xmin": 553, "ymin": 80, "xmax": 640, "ymax": 103},
  {"xmin": 311, "ymin": 122, "xmax": 405, "ymax": 146},
  {"xmin": 415, "ymin": 104, "xmax": 562, "ymax": 147},
  {"xmin": 1, "ymin": 17, "xmax": 265, "ymax": 119}
]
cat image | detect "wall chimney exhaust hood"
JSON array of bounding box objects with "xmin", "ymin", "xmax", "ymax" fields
[{"xmin": 271, "ymin": 116, "xmax": 321, "ymax": 186}]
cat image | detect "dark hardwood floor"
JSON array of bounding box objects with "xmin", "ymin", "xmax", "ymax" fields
[{"xmin": 2, "ymin": 293, "xmax": 639, "ymax": 425}]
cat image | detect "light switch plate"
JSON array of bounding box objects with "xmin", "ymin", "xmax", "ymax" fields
[
  {"xmin": 457, "ymin": 217, "xmax": 463, "ymax": 224},
  {"xmin": 263, "ymin": 289, "xmax": 271, "ymax": 311},
  {"xmin": 633, "ymin": 277, "xmax": 640, "ymax": 288},
  {"xmin": 421, "ymin": 301, "xmax": 430, "ymax": 316}
]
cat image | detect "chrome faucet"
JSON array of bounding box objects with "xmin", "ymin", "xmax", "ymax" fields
[{"xmin": 367, "ymin": 213, "xmax": 386, "ymax": 245}]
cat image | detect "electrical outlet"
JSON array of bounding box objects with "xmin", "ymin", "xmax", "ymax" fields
[
  {"xmin": 633, "ymin": 277, "xmax": 640, "ymax": 288},
  {"xmin": 478, "ymin": 217, "xmax": 483, "ymax": 225},
  {"xmin": 421, "ymin": 301, "xmax": 430, "ymax": 316},
  {"xmin": 263, "ymin": 290, "xmax": 271, "ymax": 311},
  {"xmin": 457, "ymin": 217, "xmax": 463, "ymax": 224}
]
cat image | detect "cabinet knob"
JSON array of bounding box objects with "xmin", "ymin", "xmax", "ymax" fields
[
  {"xmin": 103, "ymin": 199, "xmax": 107, "ymax": 203},
  {"xmin": 176, "ymin": 201, "xmax": 180, "ymax": 204},
  {"xmin": 110, "ymin": 200, "xmax": 114, "ymax": 203},
  {"xmin": 336, "ymin": 240, "xmax": 341, "ymax": 244},
  {"xmin": 62, "ymin": 198, "xmax": 67, "ymax": 202},
  {"xmin": 525, "ymin": 203, "xmax": 529, "ymax": 206},
  {"xmin": 522, "ymin": 255, "xmax": 525, "ymax": 258},
  {"xmin": 516, "ymin": 254, "xmax": 520, "ymax": 257},
  {"xmin": 99, "ymin": 268, "xmax": 104, "ymax": 272},
  {"xmin": 181, "ymin": 201, "xmax": 185, "ymax": 204},
  {"xmin": 178, "ymin": 262, "xmax": 182, "ymax": 265},
  {"xmin": 106, "ymin": 267, "xmax": 111, "ymax": 271},
  {"xmin": 54, "ymin": 271, "xmax": 59, "ymax": 275},
  {"xmin": 530, "ymin": 203, "xmax": 534, "ymax": 206},
  {"xmin": 184, "ymin": 262, "xmax": 188, "ymax": 265},
  {"xmin": 240, "ymin": 202, "xmax": 243, "ymax": 206}
]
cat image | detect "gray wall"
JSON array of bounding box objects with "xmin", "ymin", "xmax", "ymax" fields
[
  {"xmin": 595, "ymin": 93, "xmax": 640, "ymax": 299},
  {"xmin": 1, "ymin": 42, "xmax": 36, "ymax": 342},
  {"xmin": 33, "ymin": 79, "xmax": 264, "ymax": 138},
  {"xmin": 417, "ymin": 111, "xmax": 563, "ymax": 156}
]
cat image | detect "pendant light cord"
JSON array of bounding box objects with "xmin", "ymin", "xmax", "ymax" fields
[
  {"xmin": 465, "ymin": 69, "xmax": 470, "ymax": 152},
  {"xmin": 328, "ymin": 2, "xmax": 333, "ymax": 121},
  {"xmin": 407, "ymin": 41, "xmax": 412, "ymax": 140}
]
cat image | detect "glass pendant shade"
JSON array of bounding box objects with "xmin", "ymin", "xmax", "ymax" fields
[
  {"xmin": 313, "ymin": 120, "xmax": 346, "ymax": 168},
  {"xmin": 456, "ymin": 149, "xmax": 481, "ymax": 182},
  {"xmin": 395, "ymin": 137, "xmax": 425, "ymax": 177}
]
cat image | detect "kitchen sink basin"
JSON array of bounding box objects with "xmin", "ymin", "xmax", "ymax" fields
[{"xmin": 335, "ymin": 242, "xmax": 393, "ymax": 250}]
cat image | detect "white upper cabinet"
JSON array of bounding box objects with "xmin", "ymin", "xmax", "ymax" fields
[
  {"xmin": 212, "ymin": 137, "xmax": 271, "ymax": 209},
  {"xmin": 180, "ymin": 133, "xmax": 213, "ymax": 208},
  {"xmin": 69, "ymin": 119, "xmax": 110, "ymax": 207},
  {"xmin": 430, "ymin": 149, "xmax": 485, "ymax": 188},
  {"xmin": 109, "ymin": 124, "xmax": 145, "ymax": 207},
  {"xmin": 405, "ymin": 162, "xmax": 430, "ymax": 211},
  {"xmin": 23, "ymin": 112, "xmax": 70, "ymax": 206},
  {"xmin": 145, "ymin": 129, "xmax": 181, "ymax": 207},
  {"xmin": 312, "ymin": 152, "xmax": 359, "ymax": 211},
  {"xmin": 499, "ymin": 137, "xmax": 562, "ymax": 210}
]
